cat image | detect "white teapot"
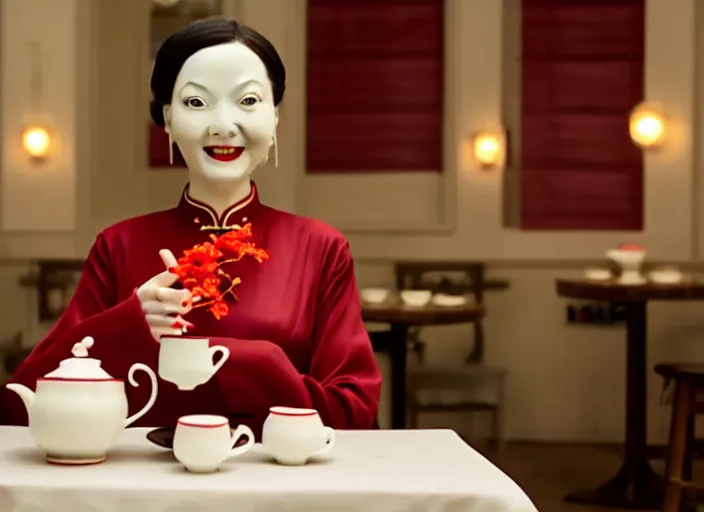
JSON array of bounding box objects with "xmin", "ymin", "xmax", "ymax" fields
[{"xmin": 5, "ymin": 336, "xmax": 158, "ymax": 465}]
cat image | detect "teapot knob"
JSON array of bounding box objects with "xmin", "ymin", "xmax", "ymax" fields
[{"xmin": 71, "ymin": 336, "xmax": 95, "ymax": 358}]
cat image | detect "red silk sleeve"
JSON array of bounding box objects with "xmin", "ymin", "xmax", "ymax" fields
[
  {"xmin": 213, "ymin": 237, "xmax": 382, "ymax": 429},
  {"xmin": 0, "ymin": 233, "xmax": 154, "ymax": 425}
]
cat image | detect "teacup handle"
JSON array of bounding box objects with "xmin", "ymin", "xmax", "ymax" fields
[
  {"xmin": 313, "ymin": 426, "xmax": 336, "ymax": 457},
  {"xmin": 229, "ymin": 424, "xmax": 255, "ymax": 457},
  {"xmin": 208, "ymin": 345, "xmax": 230, "ymax": 378}
]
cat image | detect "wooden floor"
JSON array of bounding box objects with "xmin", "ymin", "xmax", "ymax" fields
[{"xmin": 486, "ymin": 442, "xmax": 699, "ymax": 512}]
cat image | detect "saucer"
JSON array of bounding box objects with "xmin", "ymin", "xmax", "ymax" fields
[
  {"xmin": 430, "ymin": 293, "xmax": 468, "ymax": 307},
  {"xmin": 147, "ymin": 418, "xmax": 254, "ymax": 450},
  {"xmin": 583, "ymin": 268, "xmax": 612, "ymax": 281},
  {"xmin": 648, "ymin": 269, "xmax": 684, "ymax": 284},
  {"xmin": 146, "ymin": 426, "xmax": 176, "ymax": 449}
]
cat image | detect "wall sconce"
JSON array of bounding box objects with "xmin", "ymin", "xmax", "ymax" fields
[
  {"xmin": 22, "ymin": 44, "xmax": 55, "ymax": 162},
  {"xmin": 22, "ymin": 125, "xmax": 52, "ymax": 160},
  {"xmin": 472, "ymin": 130, "xmax": 506, "ymax": 169},
  {"xmin": 629, "ymin": 101, "xmax": 665, "ymax": 149},
  {"xmin": 152, "ymin": 0, "xmax": 181, "ymax": 7}
]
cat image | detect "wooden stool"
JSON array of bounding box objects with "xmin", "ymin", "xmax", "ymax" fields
[{"xmin": 655, "ymin": 363, "xmax": 704, "ymax": 512}]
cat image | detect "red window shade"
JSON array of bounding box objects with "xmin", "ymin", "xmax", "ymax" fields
[
  {"xmin": 520, "ymin": 0, "xmax": 645, "ymax": 230},
  {"xmin": 306, "ymin": 0, "xmax": 444, "ymax": 173}
]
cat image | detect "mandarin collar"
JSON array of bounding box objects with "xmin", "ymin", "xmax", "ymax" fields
[{"xmin": 178, "ymin": 181, "xmax": 263, "ymax": 232}]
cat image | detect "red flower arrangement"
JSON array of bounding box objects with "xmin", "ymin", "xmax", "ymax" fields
[{"xmin": 169, "ymin": 223, "xmax": 269, "ymax": 319}]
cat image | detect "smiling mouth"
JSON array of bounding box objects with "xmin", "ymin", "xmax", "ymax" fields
[{"xmin": 203, "ymin": 146, "xmax": 245, "ymax": 162}]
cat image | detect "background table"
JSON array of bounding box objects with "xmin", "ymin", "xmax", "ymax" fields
[
  {"xmin": 556, "ymin": 278, "xmax": 704, "ymax": 510},
  {"xmin": 363, "ymin": 302, "xmax": 485, "ymax": 429},
  {"xmin": 0, "ymin": 426, "xmax": 536, "ymax": 512}
]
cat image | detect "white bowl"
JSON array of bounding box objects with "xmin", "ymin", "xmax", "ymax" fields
[
  {"xmin": 360, "ymin": 288, "xmax": 390, "ymax": 304},
  {"xmin": 400, "ymin": 290, "xmax": 432, "ymax": 307},
  {"xmin": 648, "ymin": 268, "xmax": 683, "ymax": 284},
  {"xmin": 431, "ymin": 293, "xmax": 468, "ymax": 307},
  {"xmin": 606, "ymin": 249, "xmax": 646, "ymax": 265},
  {"xmin": 584, "ymin": 268, "xmax": 612, "ymax": 281}
]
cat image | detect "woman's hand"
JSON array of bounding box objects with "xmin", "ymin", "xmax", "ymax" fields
[{"xmin": 136, "ymin": 249, "xmax": 194, "ymax": 341}]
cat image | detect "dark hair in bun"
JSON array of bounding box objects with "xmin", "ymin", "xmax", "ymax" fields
[{"xmin": 149, "ymin": 17, "xmax": 286, "ymax": 127}]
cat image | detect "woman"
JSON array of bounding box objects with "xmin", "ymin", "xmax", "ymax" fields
[{"xmin": 1, "ymin": 18, "xmax": 382, "ymax": 435}]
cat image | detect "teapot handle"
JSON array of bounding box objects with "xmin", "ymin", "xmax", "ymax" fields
[{"xmin": 123, "ymin": 363, "xmax": 158, "ymax": 428}]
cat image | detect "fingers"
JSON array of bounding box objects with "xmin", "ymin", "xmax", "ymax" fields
[
  {"xmin": 155, "ymin": 286, "xmax": 191, "ymax": 305},
  {"xmin": 138, "ymin": 279, "xmax": 188, "ymax": 303},
  {"xmin": 146, "ymin": 249, "xmax": 180, "ymax": 288},
  {"xmin": 139, "ymin": 286, "xmax": 198, "ymax": 311},
  {"xmin": 141, "ymin": 249, "xmax": 182, "ymax": 292},
  {"xmin": 148, "ymin": 269, "xmax": 181, "ymax": 289},
  {"xmin": 146, "ymin": 312, "xmax": 194, "ymax": 342},
  {"xmin": 150, "ymin": 326, "xmax": 184, "ymax": 341},
  {"xmin": 142, "ymin": 299, "xmax": 190, "ymax": 316},
  {"xmin": 145, "ymin": 314, "xmax": 194, "ymax": 330},
  {"xmin": 160, "ymin": 249, "xmax": 178, "ymax": 270},
  {"xmin": 141, "ymin": 249, "xmax": 199, "ymax": 344}
]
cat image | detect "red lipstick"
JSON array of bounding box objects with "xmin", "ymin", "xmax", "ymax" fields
[{"xmin": 203, "ymin": 146, "xmax": 244, "ymax": 162}]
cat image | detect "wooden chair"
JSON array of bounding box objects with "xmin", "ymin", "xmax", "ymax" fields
[
  {"xmin": 0, "ymin": 332, "xmax": 30, "ymax": 385},
  {"xmin": 396, "ymin": 261, "xmax": 507, "ymax": 451},
  {"xmin": 655, "ymin": 363, "xmax": 704, "ymax": 512}
]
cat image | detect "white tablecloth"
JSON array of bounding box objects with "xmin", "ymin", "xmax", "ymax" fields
[{"xmin": 0, "ymin": 426, "xmax": 537, "ymax": 512}]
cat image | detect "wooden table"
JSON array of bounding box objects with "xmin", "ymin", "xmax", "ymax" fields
[
  {"xmin": 362, "ymin": 302, "xmax": 485, "ymax": 430},
  {"xmin": 556, "ymin": 278, "xmax": 704, "ymax": 510}
]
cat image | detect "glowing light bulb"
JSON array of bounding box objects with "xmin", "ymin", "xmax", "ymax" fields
[
  {"xmin": 633, "ymin": 116, "xmax": 663, "ymax": 146},
  {"xmin": 22, "ymin": 126, "xmax": 51, "ymax": 158},
  {"xmin": 629, "ymin": 103, "xmax": 665, "ymax": 148},
  {"xmin": 472, "ymin": 132, "xmax": 504, "ymax": 167}
]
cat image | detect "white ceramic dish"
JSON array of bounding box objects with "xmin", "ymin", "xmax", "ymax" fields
[
  {"xmin": 431, "ymin": 293, "xmax": 468, "ymax": 307},
  {"xmin": 400, "ymin": 290, "xmax": 432, "ymax": 307},
  {"xmin": 360, "ymin": 288, "xmax": 390, "ymax": 304},
  {"xmin": 606, "ymin": 248, "xmax": 647, "ymax": 285},
  {"xmin": 584, "ymin": 268, "xmax": 612, "ymax": 281},
  {"xmin": 648, "ymin": 268, "xmax": 683, "ymax": 284},
  {"xmin": 606, "ymin": 248, "xmax": 646, "ymax": 265}
]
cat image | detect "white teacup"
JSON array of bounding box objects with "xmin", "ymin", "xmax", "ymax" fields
[
  {"xmin": 173, "ymin": 414, "xmax": 254, "ymax": 473},
  {"xmin": 159, "ymin": 337, "xmax": 229, "ymax": 391},
  {"xmin": 262, "ymin": 406, "xmax": 335, "ymax": 466}
]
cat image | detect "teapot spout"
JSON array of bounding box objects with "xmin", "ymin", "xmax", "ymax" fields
[{"xmin": 5, "ymin": 383, "xmax": 34, "ymax": 413}]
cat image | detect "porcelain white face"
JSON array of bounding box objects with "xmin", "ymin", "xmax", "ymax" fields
[{"xmin": 164, "ymin": 42, "xmax": 277, "ymax": 185}]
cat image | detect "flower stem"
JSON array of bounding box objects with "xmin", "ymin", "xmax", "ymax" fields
[
  {"xmin": 220, "ymin": 256, "xmax": 245, "ymax": 265},
  {"xmin": 189, "ymin": 275, "xmax": 241, "ymax": 310},
  {"xmin": 222, "ymin": 276, "xmax": 241, "ymax": 301}
]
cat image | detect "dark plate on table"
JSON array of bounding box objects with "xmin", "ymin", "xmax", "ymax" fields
[
  {"xmin": 146, "ymin": 426, "xmax": 177, "ymax": 449},
  {"xmin": 146, "ymin": 414, "xmax": 254, "ymax": 450}
]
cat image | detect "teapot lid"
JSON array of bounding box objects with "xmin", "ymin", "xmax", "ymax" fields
[{"xmin": 43, "ymin": 336, "xmax": 115, "ymax": 380}]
